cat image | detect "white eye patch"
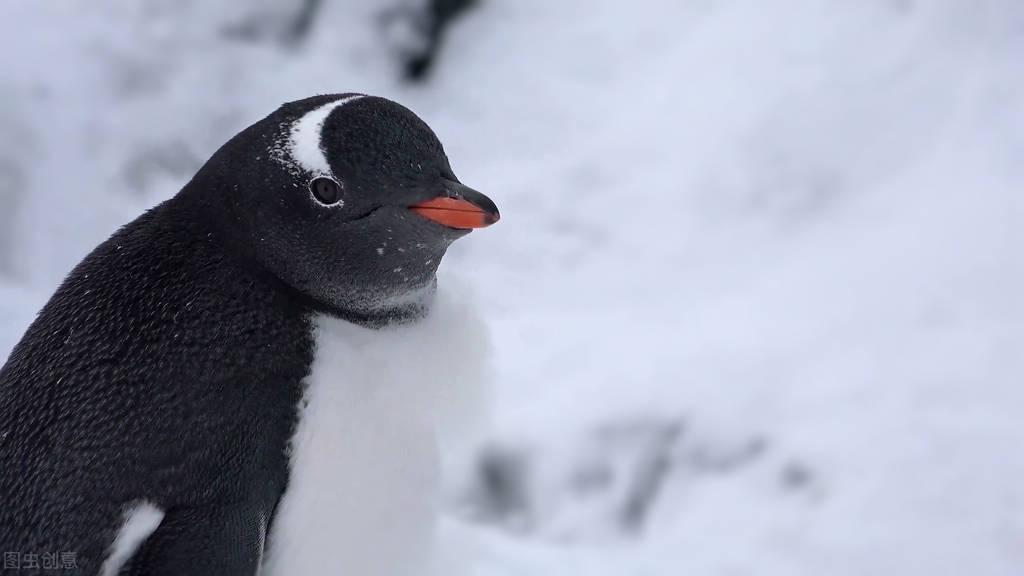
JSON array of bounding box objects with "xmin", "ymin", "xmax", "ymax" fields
[{"xmin": 286, "ymin": 94, "xmax": 366, "ymax": 178}]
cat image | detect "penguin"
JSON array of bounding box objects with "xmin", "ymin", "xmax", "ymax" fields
[{"xmin": 0, "ymin": 93, "xmax": 499, "ymax": 575}]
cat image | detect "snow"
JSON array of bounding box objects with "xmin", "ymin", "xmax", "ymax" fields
[{"xmin": 1, "ymin": 0, "xmax": 1023, "ymax": 575}]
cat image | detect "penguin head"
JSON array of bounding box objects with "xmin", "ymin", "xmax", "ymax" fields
[{"xmin": 195, "ymin": 94, "xmax": 499, "ymax": 322}]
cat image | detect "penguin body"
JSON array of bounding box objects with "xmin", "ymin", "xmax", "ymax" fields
[{"xmin": 0, "ymin": 94, "xmax": 497, "ymax": 575}]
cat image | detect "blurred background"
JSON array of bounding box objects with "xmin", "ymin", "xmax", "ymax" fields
[{"xmin": 2, "ymin": 0, "xmax": 1023, "ymax": 574}]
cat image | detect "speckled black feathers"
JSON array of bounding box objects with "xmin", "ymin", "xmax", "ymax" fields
[{"xmin": 0, "ymin": 196, "xmax": 312, "ymax": 574}]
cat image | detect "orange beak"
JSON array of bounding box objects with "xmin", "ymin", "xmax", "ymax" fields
[{"xmin": 409, "ymin": 180, "xmax": 500, "ymax": 230}]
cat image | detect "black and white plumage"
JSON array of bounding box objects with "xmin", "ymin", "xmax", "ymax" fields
[{"xmin": 0, "ymin": 94, "xmax": 498, "ymax": 575}]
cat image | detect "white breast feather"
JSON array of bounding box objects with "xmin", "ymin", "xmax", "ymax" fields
[
  {"xmin": 262, "ymin": 282, "xmax": 490, "ymax": 576},
  {"xmin": 99, "ymin": 502, "xmax": 165, "ymax": 576}
]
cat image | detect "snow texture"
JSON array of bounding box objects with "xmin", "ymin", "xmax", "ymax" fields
[{"xmin": 1, "ymin": 1, "xmax": 1023, "ymax": 575}]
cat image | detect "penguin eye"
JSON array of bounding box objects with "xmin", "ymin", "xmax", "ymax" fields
[{"xmin": 310, "ymin": 177, "xmax": 343, "ymax": 206}]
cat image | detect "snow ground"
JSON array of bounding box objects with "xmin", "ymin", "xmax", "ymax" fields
[{"xmin": 2, "ymin": 0, "xmax": 1023, "ymax": 574}]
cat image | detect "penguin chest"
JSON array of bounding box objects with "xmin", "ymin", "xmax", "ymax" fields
[{"xmin": 263, "ymin": 290, "xmax": 488, "ymax": 576}]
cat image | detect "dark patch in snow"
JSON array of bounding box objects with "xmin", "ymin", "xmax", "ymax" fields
[
  {"xmin": 222, "ymin": 0, "xmax": 480, "ymax": 82},
  {"xmin": 222, "ymin": 0, "xmax": 325, "ymax": 46},
  {"xmin": 467, "ymin": 444, "xmax": 534, "ymax": 531},
  {"xmin": 779, "ymin": 460, "xmax": 825, "ymax": 502},
  {"xmin": 380, "ymin": 0, "xmax": 480, "ymax": 81},
  {"xmin": 457, "ymin": 417, "xmax": 775, "ymax": 541},
  {"xmin": 122, "ymin": 141, "xmax": 202, "ymax": 195},
  {"xmin": 0, "ymin": 93, "xmax": 33, "ymax": 278},
  {"xmin": 684, "ymin": 435, "xmax": 767, "ymax": 474},
  {"xmin": 611, "ymin": 420, "xmax": 684, "ymax": 532},
  {"xmin": 780, "ymin": 461, "xmax": 813, "ymax": 490}
]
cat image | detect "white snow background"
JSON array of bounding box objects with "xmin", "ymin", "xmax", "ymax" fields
[{"xmin": 2, "ymin": 0, "xmax": 1023, "ymax": 574}]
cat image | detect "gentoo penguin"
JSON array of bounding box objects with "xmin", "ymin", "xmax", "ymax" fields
[{"xmin": 0, "ymin": 93, "xmax": 498, "ymax": 575}]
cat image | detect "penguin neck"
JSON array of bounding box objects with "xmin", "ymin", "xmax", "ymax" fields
[{"xmin": 315, "ymin": 278, "xmax": 438, "ymax": 329}]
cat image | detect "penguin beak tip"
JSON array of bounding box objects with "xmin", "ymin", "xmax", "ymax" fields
[{"xmin": 409, "ymin": 190, "xmax": 500, "ymax": 230}]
